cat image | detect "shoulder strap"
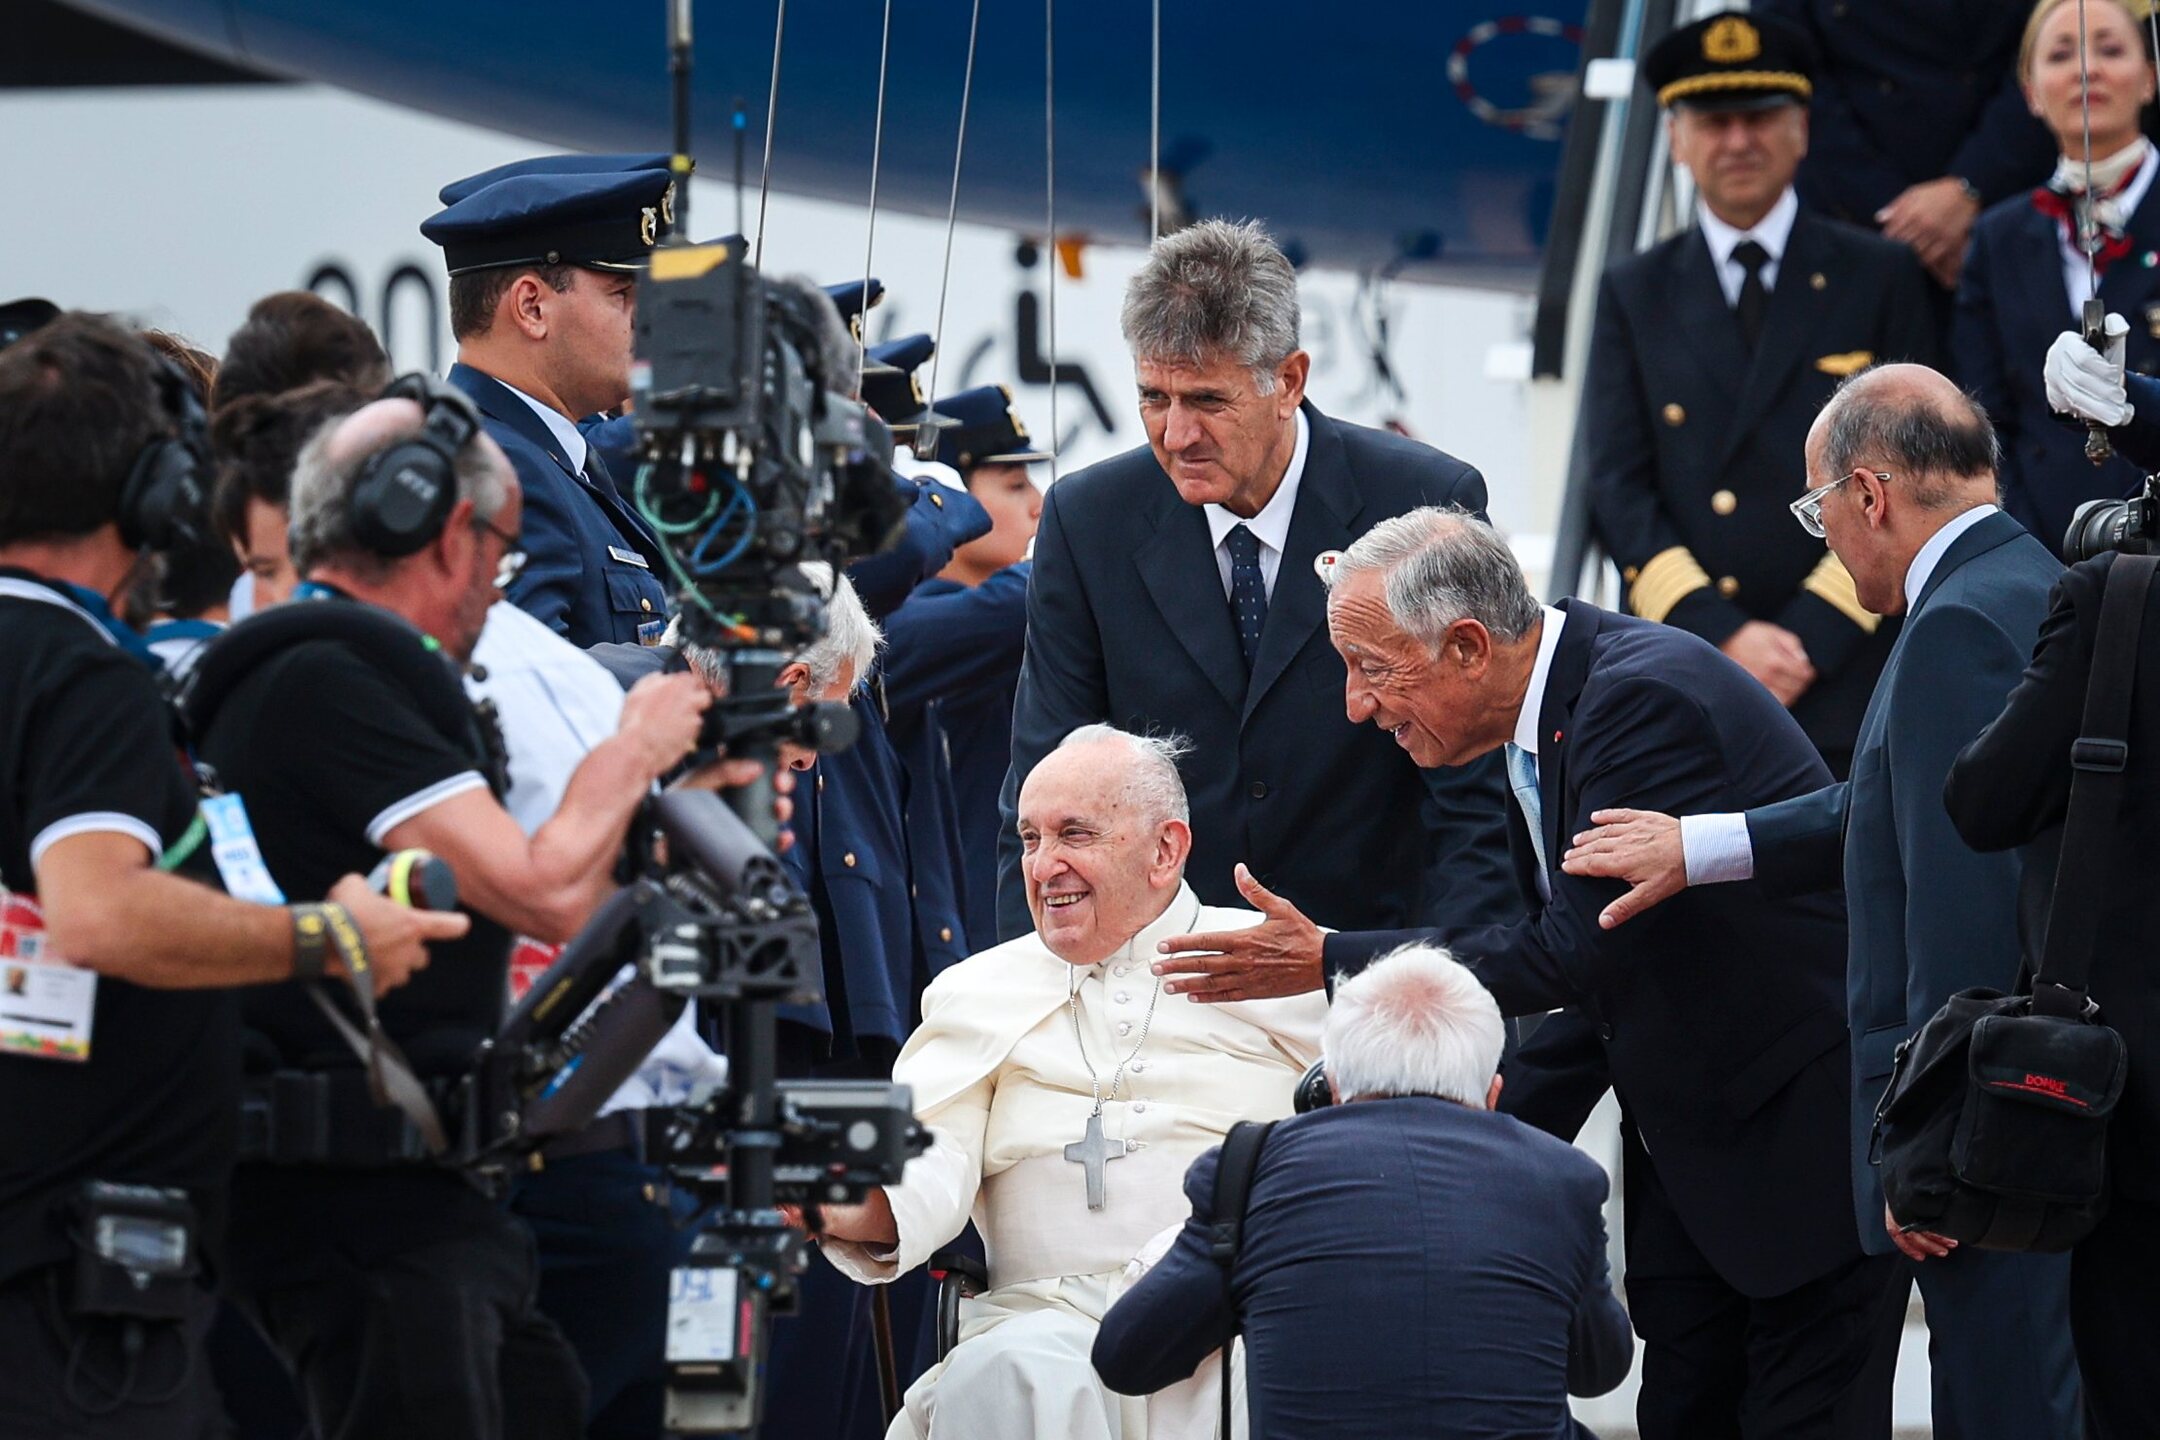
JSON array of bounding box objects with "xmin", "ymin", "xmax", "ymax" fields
[
  {"xmin": 1207, "ymin": 1118, "xmax": 1276, "ymax": 1440},
  {"xmin": 2035, "ymin": 554, "xmax": 2160, "ymax": 1012}
]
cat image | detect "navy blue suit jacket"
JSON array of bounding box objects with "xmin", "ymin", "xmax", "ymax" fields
[
  {"xmin": 1324, "ymin": 602, "xmax": 1859, "ymax": 1297},
  {"xmin": 1760, "ymin": 0, "xmax": 2053, "ymax": 226},
  {"xmin": 997, "ymin": 402, "xmax": 1518, "ymax": 941},
  {"xmin": 1747, "ymin": 511, "xmax": 2061, "ymax": 1249},
  {"xmin": 447, "ymin": 364, "xmax": 672, "ymax": 648},
  {"xmin": 883, "ymin": 566, "xmax": 1028, "ymax": 950},
  {"xmin": 1092, "ymin": 1098, "xmax": 1630, "ymax": 1440},
  {"xmin": 1952, "ymin": 192, "xmax": 2160, "ymax": 551}
]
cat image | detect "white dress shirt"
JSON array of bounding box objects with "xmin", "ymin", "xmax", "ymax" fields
[
  {"xmin": 1203, "ymin": 409, "xmax": 1309, "ymax": 601},
  {"xmin": 1679, "ymin": 506, "xmax": 2003, "ymax": 884},
  {"xmin": 1697, "ymin": 187, "xmax": 1800, "ymax": 308},
  {"xmin": 1506, "ymin": 606, "xmax": 1570, "ymax": 901},
  {"xmin": 500, "ymin": 378, "xmax": 590, "ymax": 473},
  {"xmin": 465, "ymin": 601, "xmax": 727, "ymax": 1112}
]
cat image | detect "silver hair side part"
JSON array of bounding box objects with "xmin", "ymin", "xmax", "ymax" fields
[
  {"xmin": 1328, "ymin": 505, "xmax": 1541, "ymax": 652},
  {"xmin": 1053, "ymin": 723, "xmax": 1193, "ymax": 827},
  {"xmin": 287, "ymin": 406, "xmax": 508, "ymax": 581},
  {"xmin": 1119, "ymin": 219, "xmax": 1301, "ymax": 394},
  {"xmin": 1324, "ymin": 944, "xmax": 1505, "ymax": 1105}
]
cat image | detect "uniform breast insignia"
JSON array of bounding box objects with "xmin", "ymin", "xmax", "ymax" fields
[{"xmin": 1814, "ymin": 351, "xmax": 1873, "ymax": 377}]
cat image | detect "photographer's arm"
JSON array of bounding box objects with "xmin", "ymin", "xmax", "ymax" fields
[
  {"xmin": 818, "ymin": 1078, "xmax": 991, "ymax": 1283},
  {"xmin": 385, "ymin": 671, "xmax": 709, "ymax": 942},
  {"xmin": 36, "ymin": 833, "xmax": 465, "ymax": 991}
]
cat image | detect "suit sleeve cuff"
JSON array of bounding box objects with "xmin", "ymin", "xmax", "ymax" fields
[{"xmin": 1679, "ymin": 812, "xmax": 1754, "ymax": 885}]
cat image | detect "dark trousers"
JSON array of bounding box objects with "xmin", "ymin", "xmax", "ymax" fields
[
  {"xmin": 230, "ymin": 1175, "xmax": 586, "ymax": 1440},
  {"xmin": 512, "ymin": 1146, "xmax": 704, "ymax": 1440},
  {"xmin": 1624, "ymin": 1142, "xmax": 1902, "ymax": 1440},
  {"xmin": 1903, "ymin": 1247, "xmax": 2081, "ymax": 1439},
  {"xmin": 0, "ymin": 1266, "xmax": 222, "ymax": 1440},
  {"xmin": 2072, "ymin": 1192, "xmax": 2160, "ymax": 1440}
]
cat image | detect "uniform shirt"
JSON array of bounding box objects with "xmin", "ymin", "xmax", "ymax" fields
[
  {"xmin": 1697, "ymin": 187, "xmax": 1800, "ymax": 307},
  {"xmin": 194, "ymin": 625, "xmax": 507, "ymax": 1074},
  {"xmin": 821, "ymin": 883, "xmax": 1325, "ymax": 1290},
  {"xmin": 0, "ymin": 573, "xmax": 237, "ymax": 1285}
]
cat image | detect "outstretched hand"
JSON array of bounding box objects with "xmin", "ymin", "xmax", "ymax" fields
[
  {"xmin": 1152, "ymin": 864, "xmax": 1326, "ymax": 1002},
  {"xmin": 1560, "ymin": 809, "xmax": 1686, "ymax": 930}
]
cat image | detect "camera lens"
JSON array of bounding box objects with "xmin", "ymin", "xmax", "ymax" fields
[{"xmin": 2065, "ymin": 498, "xmax": 2131, "ymax": 565}]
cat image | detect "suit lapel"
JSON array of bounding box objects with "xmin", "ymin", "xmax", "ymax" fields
[
  {"xmin": 2099, "ymin": 178, "xmax": 2160, "ymax": 322},
  {"xmin": 1861, "ymin": 511, "xmax": 2028, "ymax": 752},
  {"xmin": 2007, "ymin": 201, "xmax": 2077, "ymax": 341},
  {"xmin": 1134, "ymin": 492, "xmax": 1247, "ymax": 711},
  {"xmin": 1242, "ymin": 405, "xmax": 1358, "ymax": 726},
  {"xmin": 1720, "ymin": 211, "xmax": 1830, "ymax": 471},
  {"xmin": 1672, "ymin": 231, "xmax": 1750, "ymax": 408},
  {"xmin": 1535, "ymin": 600, "xmax": 1601, "ymax": 881}
]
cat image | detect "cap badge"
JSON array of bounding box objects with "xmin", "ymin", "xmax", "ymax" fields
[
  {"xmin": 640, "ymin": 208, "xmax": 659, "ymax": 247},
  {"xmin": 661, "ymin": 184, "xmax": 677, "ymax": 227},
  {"xmin": 1703, "ymin": 16, "xmax": 1760, "ymax": 64}
]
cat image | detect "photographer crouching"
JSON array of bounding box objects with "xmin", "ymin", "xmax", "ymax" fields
[
  {"xmin": 185, "ymin": 383, "xmax": 713, "ymax": 1439},
  {"xmin": 0, "ymin": 314, "xmax": 461, "ymax": 1437}
]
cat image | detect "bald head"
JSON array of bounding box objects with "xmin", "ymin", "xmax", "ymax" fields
[
  {"xmin": 288, "ymin": 391, "xmax": 515, "ymax": 580},
  {"xmin": 1813, "ymin": 362, "xmax": 1999, "ymax": 511}
]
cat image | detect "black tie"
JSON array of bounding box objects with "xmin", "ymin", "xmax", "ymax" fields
[
  {"xmin": 1225, "ymin": 524, "xmax": 1268, "ymax": 671},
  {"xmin": 1732, "ymin": 239, "xmax": 1770, "ymax": 351}
]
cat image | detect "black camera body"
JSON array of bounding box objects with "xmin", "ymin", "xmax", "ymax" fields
[{"xmin": 2065, "ymin": 473, "xmax": 2160, "ymax": 563}]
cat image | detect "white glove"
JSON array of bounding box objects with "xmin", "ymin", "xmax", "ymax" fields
[
  {"xmin": 891, "ymin": 450, "xmax": 969, "ymax": 493},
  {"xmin": 2044, "ymin": 313, "xmax": 2134, "ymax": 427}
]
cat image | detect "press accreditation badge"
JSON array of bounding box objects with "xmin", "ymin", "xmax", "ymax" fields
[
  {"xmin": 202, "ymin": 793, "xmax": 288, "ymax": 905},
  {"xmin": 665, "ymin": 1265, "xmax": 741, "ymax": 1363},
  {"xmin": 1, "ymin": 890, "xmax": 96, "ymax": 1063}
]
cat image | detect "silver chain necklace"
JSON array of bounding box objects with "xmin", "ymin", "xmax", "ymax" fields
[
  {"xmin": 1062, "ymin": 958, "xmax": 1165, "ymax": 1210},
  {"xmin": 1067, "ymin": 960, "xmax": 1164, "ymax": 1114}
]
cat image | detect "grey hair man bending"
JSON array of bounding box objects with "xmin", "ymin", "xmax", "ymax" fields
[
  {"xmin": 806, "ymin": 724, "xmax": 1327, "ymax": 1440},
  {"xmin": 995, "ymin": 217, "xmax": 1518, "ymax": 961},
  {"xmin": 1095, "ymin": 944, "xmax": 1632, "ymax": 1440}
]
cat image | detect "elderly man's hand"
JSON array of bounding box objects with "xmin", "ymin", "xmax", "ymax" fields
[
  {"xmin": 1885, "ymin": 1201, "xmax": 1957, "ymax": 1263},
  {"xmin": 1562, "ymin": 809, "xmax": 1686, "ymax": 929},
  {"xmin": 1153, "ymin": 864, "xmax": 1325, "ymax": 1001}
]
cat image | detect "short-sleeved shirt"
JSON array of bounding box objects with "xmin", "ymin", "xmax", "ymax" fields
[
  {"xmin": 0, "ymin": 572, "xmax": 239, "ymax": 1285},
  {"xmin": 194, "ymin": 628, "xmax": 510, "ymax": 1075}
]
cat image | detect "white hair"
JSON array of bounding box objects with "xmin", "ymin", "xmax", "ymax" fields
[
  {"xmin": 287, "ymin": 405, "xmax": 508, "ymax": 581},
  {"xmin": 1323, "ymin": 944, "xmax": 1505, "ymax": 1105},
  {"xmin": 674, "ymin": 561, "xmax": 881, "ymax": 695},
  {"xmin": 1328, "ymin": 505, "xmax": 1541, "ymax": 652},
  {"xmin": 1052, "ymin": 724, "xmax": 1192, "ymax": 826}
]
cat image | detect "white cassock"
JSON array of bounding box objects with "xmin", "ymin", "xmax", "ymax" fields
[{"xmin": 821, "ymin": 881, "xmax": 1326, "ymax": 1440}]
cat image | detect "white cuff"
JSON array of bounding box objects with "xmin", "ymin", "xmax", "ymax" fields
[
  {"xmin": 365, "ymin": 771, "xmax": 488, "ymax": 846},
  {"xmin": 1680, "ymin": 812, "xmax": 1755, "ymax": 885},
  {"xmin": 30, "ymin": 812, "xmax": 162, "ymax": 870}
]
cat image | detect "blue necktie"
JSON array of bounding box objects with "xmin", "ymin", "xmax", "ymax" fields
[
  {"xmin": 1505, "ymin": 742, "xmax": 1549, "ymax": 878},
  {"xmin": 1225, "ymin": 524, "xmax": 1268, "ymax": 671}
]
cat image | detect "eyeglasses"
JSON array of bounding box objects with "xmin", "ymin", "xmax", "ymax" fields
[
  {"xmin": 1789, "ymin": 471, "xmax": 1892, "ymax": 538},
  {"xmin": 472, "ymin": 516, "xmax": 527, "ymax": 590}
]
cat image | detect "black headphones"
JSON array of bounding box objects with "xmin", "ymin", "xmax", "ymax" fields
[
  {"xmin": 348, "ymin": 373, "xmax": 484, "ymax": 556},
  {"xmin": 117, "ymin": 355, "xmax": 212, "ymax": 554}
]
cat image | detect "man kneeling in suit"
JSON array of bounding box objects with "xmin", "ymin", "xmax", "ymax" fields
[{"xmin": 1093, "ymin": 943, "xmax": 1632, "ymax": 1439}]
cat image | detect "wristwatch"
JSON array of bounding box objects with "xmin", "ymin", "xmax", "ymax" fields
[{"xmin": 1953, "ymin": 176, "xmax": 1984, "ymax": 208}]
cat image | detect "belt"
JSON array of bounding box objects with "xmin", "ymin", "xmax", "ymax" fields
[{"xmin": 538, "ymin": 1109, "xmax": 650, "ymax": 1163}]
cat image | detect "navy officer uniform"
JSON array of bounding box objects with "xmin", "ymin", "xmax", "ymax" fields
[
  {"xmin": 883, "ymin": 383, "xmax": 1043, "ymax": 952},
  {"xmin": 1587, "ymin": 15, "xmax": 1939, "ymax": 775},
  {"xmin": 421, "ymin": 163, "xmax": 675, "ymax": 647},
  {"xmin": 1757, "ymin": 0, "xmax": 2053, "ymax": 233},
  {"xmin": 1953, "ymin": 140, "xmax": 2160, "ymax": 551}
]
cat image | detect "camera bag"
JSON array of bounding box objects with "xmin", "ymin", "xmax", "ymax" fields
[{"xmin": 1871, "ymin": 554, "xmax": 2153, "ymax": 1251}]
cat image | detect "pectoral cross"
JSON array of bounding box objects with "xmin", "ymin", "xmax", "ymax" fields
[{"xmin": 1063, "ymin": 1110, "xmax": 1128, "ymax": 1211}]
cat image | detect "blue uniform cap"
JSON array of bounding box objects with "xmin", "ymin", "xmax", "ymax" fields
[
  {"xmin": 0, "ymin": 297, "xmax": 59, "ymax": 349},
  {"xmin": 823, "ymin": 278, "xmax": 885, "ymax": 342},
  {"xmin": 437, "ymin": 152, "xmax": 682, "ymax": 207},
  {"xmin": 862, "ymin": 333, "xmax": 935, "ymax": 426},
  {"xmin": 934, "ymin": 384, "xmax": 1051, "ymax": 471},
  {"xmin": 421, "ymin": 169, "xmax": 678, "ymax": 277}
]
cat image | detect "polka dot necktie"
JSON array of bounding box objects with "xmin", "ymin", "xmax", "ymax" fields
[{"xmin": 1225, "ymin": 523, "xmax": 1268, "ymax": 672}]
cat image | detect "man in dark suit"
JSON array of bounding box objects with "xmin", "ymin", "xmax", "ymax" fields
[
  {"xmin": 1948, "ymin": 551, "xmax": 2160, "ymax": 1440},
  {"xmin": 420, "ymin": 159, "xmax": 676, "ymax": 648},
  {"xmin": 1589, "ymin": 13, "xmax": 1939, "ymax": 777},
  {"xmin": 1093, "ymin": 944, "xmax": 1629, "ymax": 1440},
  {"xmin": 1561, "ymin": 365, "xmax": 2080, "ymax": 1439},
  {"xmin": 997, "ymin": 218, "xmax": 1515, "ymax": 943},
  {"xmin": 1156, "ymin": 509, "xmax": 1900, "ymax": 1438},
  {"xmin": 1758, "ymin": 0, "xmax": 2052, "ymax": 290}
]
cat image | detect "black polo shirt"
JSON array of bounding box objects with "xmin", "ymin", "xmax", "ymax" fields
[
  {"xmin": 192, "ymin": 621, "xmax": 511, "ymax": 1077},
  {"xmin": 0, "ymin": 572, "xmax": 238, "ymax": 1286}
]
